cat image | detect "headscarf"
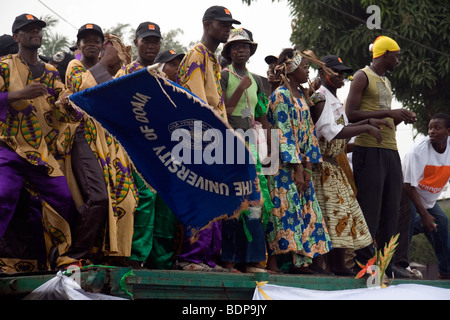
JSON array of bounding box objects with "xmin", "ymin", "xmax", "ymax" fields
[
  {"xmin": 277, "ymin": 49, "xmax": 335, "ymax": 106},
  {"xmin": 370, "ymin": 36, "xmax": 400, "ymax": 59},
  {"xmin": 103, "ymin": 33, "xmax": 132, "ymax": 68}
]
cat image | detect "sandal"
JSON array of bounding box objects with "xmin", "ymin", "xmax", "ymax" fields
[
  {"xmin": 211, "ymin": 264, "xmax": 236, "ymax": 272},
  {"xmin": 245, "ymin": 266, "xmax": 268, "ymax": 273},
  {"xmin": 176, "ymin": 261, "xmax": 212, "ymax": 272}
]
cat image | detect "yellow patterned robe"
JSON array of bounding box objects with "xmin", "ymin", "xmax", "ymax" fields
[
  {"xmin": 178, "ymin": 42, "xmax": 228, "ymax": 122},
  {"xmin": 0, "ymin": 54, "xmax": 81, "ymax": 271},
  {"xmin": 66, "ymin": 58, "xmax": 137, "ymax": 257}
]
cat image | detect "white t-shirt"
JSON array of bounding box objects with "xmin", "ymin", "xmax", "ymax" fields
[
  {"xmin": 314, "ymin": 86, "xmax": 348, "ymax": 141},
  {"xmin": 402, "ymin": 136, "xmax": 450, "ymax": 209}
]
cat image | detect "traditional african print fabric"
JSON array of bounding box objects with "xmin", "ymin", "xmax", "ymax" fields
[
  {"xmin": 104, "ymin": 34, "xmax": 132, "ymax": 69},
  {"xmin": 0, "ymin": 54, "xmax": 80, "ymax": 176},
  {"xmin": 65, "ymin": 61, "xmax": 137, "ymax": 257},
  {"xmin": 266, "ymin": 86, "xmax": 332, "ymax": 265},
  {"xmin": 178, "ymin": 42, "xmax": 227, "ymax": 121},
  {"xmin": 311, "ymin": 89, "xmax": 372, "ymax": 250},
  {"xmin": 0, "ymin": 54, "xmax": 81, "ymax": 271},
  {"xmin": 114, "ymin": 61, "xmax": 145, "ymax": 78},
  {"xmin": 65, "ymin": 59, "xmax": 98, "ymax": 93}
]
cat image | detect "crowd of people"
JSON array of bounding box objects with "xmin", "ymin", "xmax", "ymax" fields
[{"xmin": 0, "ymin": 6, "xmax": 449, "ymax": 281}]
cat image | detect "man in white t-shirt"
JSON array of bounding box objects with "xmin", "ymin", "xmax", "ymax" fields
[{"xmin": 403, "ymin": 113, "xmax": 450, "ymax": 279}]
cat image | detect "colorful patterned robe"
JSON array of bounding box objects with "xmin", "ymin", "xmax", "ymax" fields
[
  {"xmin": 66, "ymin": 58, "xmax": 137, "ymax": 257},
  {"xmin": 178, "ymin": 42, "xmax": 228, "ymax": 121},
  {"xmin": 311, "ymin": 89, "xmax": 372, "ymax": 250},
  {"xmin": 0, "ymin": 54, "xmax": 82, "ymax": 271},
  {"xmin": 266, "ymin": 86, "xmax": 332, "ymax": 266},
  {"xmin": 114, "ymin": 61, "xmax": 144, "ymax": 78}
]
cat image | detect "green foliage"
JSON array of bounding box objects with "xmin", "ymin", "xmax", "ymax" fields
[
  {"xmin": 242, "ymin": 0, "xmax": 450, "ymax": 136},
  {"xmin": 410, "ymin": 234, "xmax": 437, "ymax": 265},
  {"xmin": 160, "ymin": 28, "xmax": 190, "ymax": 53},
  {"xmin": 104, "ymin": 23, "xmax": 132, "ymax": 40}
]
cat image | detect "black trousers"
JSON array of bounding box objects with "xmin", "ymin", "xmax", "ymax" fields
[
  {"xmin": 69, "ymin": 126, "xmax": 109, "ymax": 260},
  {"xmin": 393, "ymin": 188, "xmax": 412, "ymax": 268},
  {"xmin": 352, "ymin": 146, "xmax": 403, "ymax": 267}
]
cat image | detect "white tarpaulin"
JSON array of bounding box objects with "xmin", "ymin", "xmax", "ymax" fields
[
  {"xmin": 253, "ymin": 282, "xmax": 450, "ymax": 300},
  {"xmin": 23, "ymin": 271, "xmax": 128, "ymax": 300}
]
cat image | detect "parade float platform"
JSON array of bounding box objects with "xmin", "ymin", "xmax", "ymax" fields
[{"xmin": 1, "ymin": 266, "xmax": 449, "ymax": 300}]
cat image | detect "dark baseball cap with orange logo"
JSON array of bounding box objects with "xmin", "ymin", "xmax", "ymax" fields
[
  {"xmin": 202, "ymin": 6, "xmax": 241, "ymax": 24},
  {"xmin": 135, "ymin": 22, "xmax": 162, "ymax": 39},
  {"xmin": 155, "ymin": 49, "xmax": 185, "ymax": 64},
  {"xmin": 12, "ymin": 13, "xmax": 46, "ymax": 33},
  {"xmin": 320, "ymin": 55, "xmax": 353, "ymax": 73},
  {"xmin": 77, "ymin": 23, "xmax": 104, "ymax": 42}
]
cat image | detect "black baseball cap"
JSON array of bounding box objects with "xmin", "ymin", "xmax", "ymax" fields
[
  {"xmin": 155, "ymin": 50, "xmax": 185, "ymax": 64},
  {"xmin": 265, "ymin": 55, "xmax": 278, "ymax": 65},
  {"xmin": 12, "ymin": 14, "xmax": 46, "ymax": 34},
  {"xmin": 0, "ymin": 34, "xmax": 19, "ymax": 56},
  {"xmin": 202, "ymin": 6, "xmax": 241, "ymax": 24},
  {"xmin": 77, "ymin": 23, "xmax": 104, "ymax": 41},
  {"xmin": 320, "ymin": 55, "xmax": 353, "ymax": 73},
  {"xmin": 135, "ymin": 22, "xmax": 162, "ymax": 39}
]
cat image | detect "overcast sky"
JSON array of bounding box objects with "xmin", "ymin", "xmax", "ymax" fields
[{"xmin": 2, "ymin": 0, "xmax": 294, "ymax": 76}]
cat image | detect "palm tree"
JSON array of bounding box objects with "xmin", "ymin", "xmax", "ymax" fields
[
  {"xmin": 104, "ymin": 23, "xmax": 132, "ymax": 40},
  {"xmin": 38, "ymin": 14, "xmax": 71, "ymax": 56}
]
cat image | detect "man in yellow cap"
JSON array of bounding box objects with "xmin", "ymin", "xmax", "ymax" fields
[
  {"xmin": 370, "ymin": 35, "xmax": 400, "ymax": 59},
  {"xmin": 346, "ymin": 36, "xmax": 416, "ymax": 277}
]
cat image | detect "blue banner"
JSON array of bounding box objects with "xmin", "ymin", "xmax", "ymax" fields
[{"xmin": 70, "ymin": 68, "xmax": 260, "ymax": 235}]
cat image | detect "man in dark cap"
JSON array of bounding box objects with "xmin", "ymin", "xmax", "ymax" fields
[
  {"xmin": 10, "ymin": 14, "xmax": 47, "ymax": 79},
  {"xmin": 155, "ymin": 49, "xmax": 185, "ymax": 82},
  {"xmin": 115, "ymin": 21, "xmax": 162, "ymax": 77},
  {"xmin": 176, "ymin": 6, "xmax": 241, "ymax": 272},
  {"xmin": 65, "ymin": 23, "xmax": 120, "ymax": 92},
  {"xmin": 134, "ymin": 22, "xmax": 162, "ymax": 66},
  {"xmin": 0, "ymin": 14, "xmax": 82, "ymax": 270},
  {"xmin": 178, "ymin": 5, "xmax": 240, "ymax": 122}
]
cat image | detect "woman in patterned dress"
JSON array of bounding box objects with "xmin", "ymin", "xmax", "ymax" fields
[
  {"xmin": 310, "ymin": 55, "xmax": 389, "ymax": 275},
  {"xmin": 265, "ymin": 48, "xmax": 332, "ymax": 274}
]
